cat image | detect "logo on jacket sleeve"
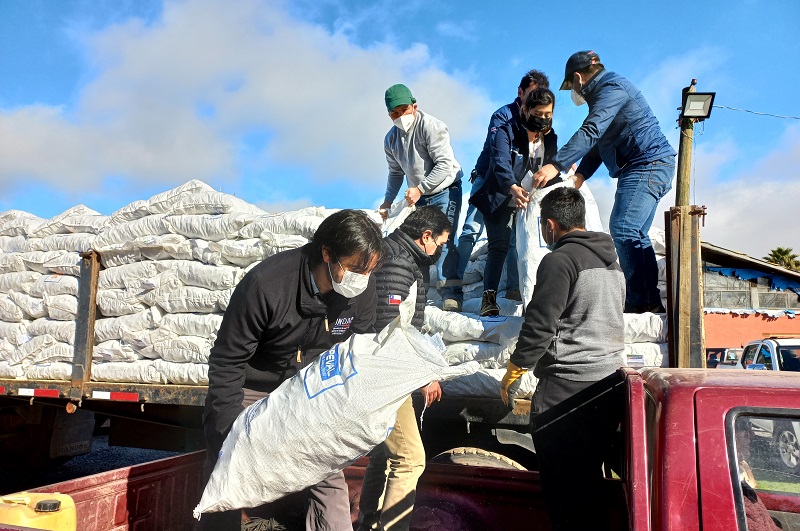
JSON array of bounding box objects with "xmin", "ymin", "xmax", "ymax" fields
[
  {"xmin": 331, "ymin": 316, "xmax": 354, "ymax": 335},
  {"xmin": 388, "ymin": 294, "xmax": 402, "ymax": 305}
]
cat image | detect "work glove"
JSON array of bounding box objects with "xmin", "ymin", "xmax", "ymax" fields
[{"xmin": 500, "ymin": 362, "xmax": 528, "ymax": 405}]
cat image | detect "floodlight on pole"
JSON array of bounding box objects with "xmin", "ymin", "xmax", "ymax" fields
[{"xmin": 675, "ymin": 80, "xmax": 715, "ymax": 206}]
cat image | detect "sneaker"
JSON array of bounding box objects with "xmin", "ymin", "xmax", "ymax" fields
[
  {"xmin": 504, "ymin": 289, "xmax": 522, "ymax": 302},
  {"xmin": 480, "ymin": 290, "xmax": 500, "ymax": 317},
  {"xmin": 443, "ymin": 298, "xmax": 462, "ymax": 312}
]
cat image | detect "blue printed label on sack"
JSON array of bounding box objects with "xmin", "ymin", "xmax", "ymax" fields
[
  {"xmin": 319, "ymin": 349, "xmax": 341, "ymax": 381},
  {"xmin": 303, "ymin": 342, "xmax": 358, "ymax": 399}
]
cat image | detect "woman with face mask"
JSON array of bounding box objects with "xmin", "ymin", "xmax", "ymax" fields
[
  {"xmin": 357, "ymin": 205, "xmax": 451, "ymax": 531},
  {"xmin": 469, "ymin": 87, "xmax": 560, "ymax": 316},
  {"xmin": 200, "ymin": 209, "xmax": 385, "ymax": 531}
]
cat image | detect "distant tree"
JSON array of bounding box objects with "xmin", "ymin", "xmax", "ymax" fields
[{"xmin": 763, "ymin": 247, "xmax": 800, "ymax": 271}]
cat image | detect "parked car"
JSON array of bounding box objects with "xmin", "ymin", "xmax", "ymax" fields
[
  {"xmin": 708, "ymin": 347, "xmax": 743, "ymax": 368},
  {"xmin": 739, "ymin": 337, "xmax": 800, "ymax": 372}
]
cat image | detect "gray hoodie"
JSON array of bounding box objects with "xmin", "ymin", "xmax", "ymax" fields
[
  {"xmin": 510, "ymin": 230, "xmax": 625, "ymax": 381},
  {"xmin": 384, "ymin": 110, "xmax": 462, "ymax": 203}
]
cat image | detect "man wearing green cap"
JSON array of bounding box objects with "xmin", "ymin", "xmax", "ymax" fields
[{"xmin": 380, "ymin": 84, "xmax": 463, "ymax": 311}]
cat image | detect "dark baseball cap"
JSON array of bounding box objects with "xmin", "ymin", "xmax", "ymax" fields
[{"xmin": 559, "ymin": 50, "xmax": 600, "ymax": 90}]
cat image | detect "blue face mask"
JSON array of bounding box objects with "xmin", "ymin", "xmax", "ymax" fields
[{"xmin": 543, "ymin": 224, "xmax": 557, "ymax": 251}]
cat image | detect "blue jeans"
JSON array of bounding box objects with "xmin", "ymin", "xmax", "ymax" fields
[
  {"xmin": 417, "ymin": 180, "xmax": 462, "ymax": 299},
  {"xmin": 609, "ymin": 157, "xmax": 675, "ymax": 309},
  {"xmin": 483, "ymin": 207, "xmax": 516, "ymax": 293},
  {"xmin": 456, "ymin": 204, "xmax": 519, "ymax": 295}
]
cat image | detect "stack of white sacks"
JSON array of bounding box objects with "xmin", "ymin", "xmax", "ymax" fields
[{"xmin": 0, "ymin": 179, "xmax": 668, "ymax": 398}]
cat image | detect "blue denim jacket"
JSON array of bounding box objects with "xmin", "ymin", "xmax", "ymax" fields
[{"xmin": 552, "ymin": 70, "xmax": 676, "ymax": 179}]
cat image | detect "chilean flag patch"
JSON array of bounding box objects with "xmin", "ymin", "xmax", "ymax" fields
[{"xmin": 388, "ymin": 294, "xmax": 402, "ymax": 305}]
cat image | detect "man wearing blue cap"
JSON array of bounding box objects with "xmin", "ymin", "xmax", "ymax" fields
[
  {"xmin": 532, "ymin": 51, "xmax": 676, "ymax": 314},
  {"xmin": 380, "ymin": 84, "xmax": 463, "ymax": 310}
]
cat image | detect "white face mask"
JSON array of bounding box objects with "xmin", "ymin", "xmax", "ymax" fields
[
  {"xmin": 393, "ymin": 112, "xmax": 415, "ymax": 133},
  {"xmin": 328, "ymin": 260, "xmax": 370, "ymax": 298},
  {"xmin": 571, "ymin": 74, "xmax": 586, "ymax": 106}
]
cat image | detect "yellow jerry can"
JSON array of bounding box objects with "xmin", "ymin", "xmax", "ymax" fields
[{"xmin": 0, "ymin": 492, "xmax": 76, "ymax": 531}]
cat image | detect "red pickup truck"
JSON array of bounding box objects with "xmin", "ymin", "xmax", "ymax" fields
[{"xmin": 6, "ymin": 367, "xmax": 800, "ymax": 530}]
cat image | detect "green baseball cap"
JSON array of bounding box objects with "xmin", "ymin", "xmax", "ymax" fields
[{"xmin": 385, "ymin": 84, "xmax": 416, "ymax": 112}]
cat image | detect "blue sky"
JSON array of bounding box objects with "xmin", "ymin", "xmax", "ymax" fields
[{"xmin": 1, "ymin": 0, "xmax": 798, "ymax": 258}]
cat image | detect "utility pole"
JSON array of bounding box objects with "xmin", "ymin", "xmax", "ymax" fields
[
  {"xmin": 675, "ymin": 79, "xmax": 696, "ymax": 207},
  {"xmin": 666, "ymin": 79, "xmax": 707, "ymax": 369}
]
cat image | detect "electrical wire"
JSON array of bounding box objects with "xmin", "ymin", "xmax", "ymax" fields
[{"xmin": 713, "ymin": 105, "xmax": 800, "ymax": 120}]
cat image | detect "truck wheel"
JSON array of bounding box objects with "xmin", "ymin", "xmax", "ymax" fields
[
  {"xmin": 430, "ymin": 447, "xmax": 526, "ymax": 470},
  {"xmin": 773, "ymin": 422, "xmax": 800, "ymax": 473}
]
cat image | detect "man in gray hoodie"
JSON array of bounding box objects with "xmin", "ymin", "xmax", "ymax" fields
[
  {"xmin": 379, "ymin": 83, "xmax": 463, "ymax": 308},
  {"xmin": 500, "ymin": 186, "xmax": 625, "ymax": 412}
]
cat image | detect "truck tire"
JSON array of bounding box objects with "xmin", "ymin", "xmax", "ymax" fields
[
  {"xmin": 773, "ymin": 421, "xmax": 800, "ymax": 473},
  {"xmin": 430, "ymin": 447, "xmax": 526, "ymax": 470}
]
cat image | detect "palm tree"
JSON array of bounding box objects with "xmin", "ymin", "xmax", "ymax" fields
[{"xmin": 763, "ymin": 247, "xmax": 800, "ymax": 271}]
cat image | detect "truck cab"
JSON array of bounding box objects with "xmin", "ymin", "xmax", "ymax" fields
[{"xmin": 740, "ymin": 337, "xmax": 800, "ymax": 372}]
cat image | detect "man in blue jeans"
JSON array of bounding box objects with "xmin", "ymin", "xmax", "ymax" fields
[
  {"xmin": 533, "ymin": 51, "xmax": 676, "ymax": 313},
  {"xmin": 380, "ymin": 84, "xmax": 462, "ymax": 307},
  {"xmin": 452, "ymin": 70, "xmax": 550, "ymax": 311}
]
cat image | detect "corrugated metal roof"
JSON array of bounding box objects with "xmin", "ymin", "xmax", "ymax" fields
[{"xmin": 701, "ymin": 241, "xmax": 800, "ymax": 282}]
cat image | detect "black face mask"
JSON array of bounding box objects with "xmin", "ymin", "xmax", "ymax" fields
[
  {"xmin": 428, "ymin": 245, "xmax": 443, "ymax": 265},
  {"xmin": 523, "ymin": 114, "xmax": 552, "ymax": 133}
]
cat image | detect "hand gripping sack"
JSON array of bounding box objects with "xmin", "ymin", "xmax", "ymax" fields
[{"xmin": 194, "ymin": 285, "xmax": 478, "ymax": 518}]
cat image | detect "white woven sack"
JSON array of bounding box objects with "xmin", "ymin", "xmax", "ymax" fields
[
  {"xmin": 91, "ymin": 360, "xmax": 166, "ymax": 384},
  {"xmin": 441, "ymin": 368, "xmax": 538, "ymax": 399},
  {"xmin": 29, "ymin": 274, "xmax": 79, "ymax": 298},
  {"xmin": 20, "ymin": 251, "xmax": 68, "ymax": 274},
  {"xmin": 516, "ymin": 180, "xmax": 605, "ymax": 307},
  {"xmin": 8, "ymin": 290, "xmax": 46, "ymax": 319},
  {"xmin": 190, "ymin": 240, "xmax": 229, "ymax": 266},
  {"xmin": 145, "ymin": 286, "xmax": 224, "ymax": 314},
  {"xmin": 59, "ymin": 214, "xmax": 109, "ymax": 235},
  {"xmin": 27, "ymin": 318, "xmax": 76, "ymax": 345},
  {"xmin": 0, "ymin": 253, "xmax": 26, "ymax": 274},
  {"xmin": 424, "ymin": 307, "xmax": 523, "ymax": 345},
  {"xmin": 98, "ymin": 262, "xmax": 161, "ymax": 290},
  {"xmin": 0, "ymin": 294, "xmax": 25, "ymax": 322},
  {"xmin": 93, "ymin": 214, "xmax": 171, "ymax": 249},
  {"xmin": 134, "ymin": 234, "xmax": 194, "ymax": 261},
  {"xmin": 158, "ymin": 313, "xmax": 223, "ymax": 339},
  {"xmin": 623, "ymin": 342, "xmax": 669, "ymax": 369},
  {"xmin": 194, "ymin": 287, "xmax": 479, "ymax": 517},
  {"xmin": 43, "ymin": 252, "xmax": 82, "ymax": 276},
  {"xmin": 44, "ymin": 293, "xmax": 78, "ymax": 321},
  {"xmin": 153, "ymin": 359, "xmax": 208, "ymax": 385},
  {"xmin": 93, "ymin": 340, "xmax": 141, "ymax": 363},
  {"xmin": 25, "ymin": 362, "xmax": 73, "ymax": 381},
  {"xmin": 0, "ymin": 337, "xmax": 20, "ymax": 362},
  {"xmin": 120, "ymin": 328, "xmax": 177, "ymax": 358},
  {"xmin": 15, "ymin": 334, "xmax": 57, "ymax": 366},
  {"xmin": 0, "ymin": 361, "xmax": 24, "ymax": 378},
  {"xmin": 152, "ymin": 336, "xmax": 212, "ymax": 363},
  {"xmin": 259, "ymin": 234, "xmax": 309, "ymax": 255},
  {"xmin": 29, "ymin": 341, "xmax": 73, "ymax": 365},
  {"xmin": 166, "ymin": 192, "xmax": 266, "ymax": 216},
  {"xmin": 28, "ymin": 233, "xmax": 95, "ymax": 253},
  {"xmin": 94, "ymin": 306, "xmax": 164, "ymax": 343},
  {"xmin": 96, "ymin": 289, "xmax": 146, "ymax": 317},
  {"xmin": 169, "ymin": 262, "xmax": 243, "ymax": 291},
  {"xmin": 166, "ymin": 213, "xmax": 255, "ymax": 242},
  {"xmin": 380, "ymin": 200, "xmax": 414, "ymax": 238},
  {"xmin": 623, "ymin": 312, "xmax": 667, "ymax": 344},
  {"xmin": 0, "ymin": 271, "xmax": 40, "ymax": 294},
  {"xmin": 145, "ymin": 180, "xmax": 216, "ymax": 215},
  {"xmin": 238, "ymin": 207, "xmax": 326, "ymax": 239},
  {"xmin": 109, "ymin": 200, "xmax": 150, "ymax": 225},
  {"xmin": 442, "ymin": 340, "xmax": 515, "ymax": 369},
  {"xmin": 0, "ymin": 211, "xmax": 44, "ymax": 237},
  {"xmin": 207, "ymin": 239, "xmax": 270, "ymax": 268},
  {"xmin": 29, "ymin": 205, "xmax": 102, "ymax": 238},
  {"xmin": 95, "ymin": 245, "xmax": 143, "ymax": 268},
  {"xmin": 0, "ymin": 320, "xmax": 30, "ymax": 345}
]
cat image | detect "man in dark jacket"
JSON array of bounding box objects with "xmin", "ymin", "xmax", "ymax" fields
[
  {"xmin": 357, "ymin": 205, "xmax": 450, "ymax": 531},
  {"xmin": 500, "ymin": 187, "xmax": 625, "ymax": 531},
  {"xmin": 200, "ymin": 209, "xmax": 385, "ymax": 531},
  {"xmin": 533, "ymin": 50, "xmax": 676, "ymax": 314}
]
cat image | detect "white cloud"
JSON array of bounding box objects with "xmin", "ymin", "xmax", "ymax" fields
[{"xmin": 0, "ymin": 0, "xmax": 493, "ymax": 198}]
